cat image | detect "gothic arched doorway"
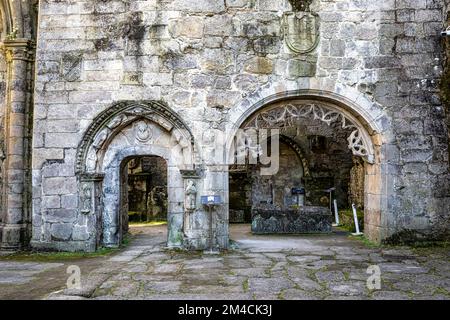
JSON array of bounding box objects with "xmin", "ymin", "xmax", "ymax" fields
[
  {"xmin": 76, "ymin": 101, "xmax": 197, "ymax": 250},
  {"xmin": 227, "ymin": 91, "xmax": 385, "ymax": 243}
]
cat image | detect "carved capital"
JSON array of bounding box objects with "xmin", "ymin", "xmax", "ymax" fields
[
  {"xmin": 180, "ymin": 169, "xmax": 202, "ymax": 179},
  {"xmin": 1, "ymin": 39, "xmax": 35, "ymax": 63}
]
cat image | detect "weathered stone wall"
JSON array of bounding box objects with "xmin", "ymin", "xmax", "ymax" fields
[
  {"xmin": 251, "ymin": 141, "xmax": 305, "ymax": 208},
  {"xmin": 31, "ymin": 0, "xmax": 450, "ymax": 250},
  {"xmin": 0, "ymin": 53, "xmax": 5, "ymax": 225},
  {"xmin": 387, "ymin": 0, "xmax": 450, "ymax": 241},
  {"xmin": 443, "ymin": 0, "xmax": 450, "ymax": 166}
]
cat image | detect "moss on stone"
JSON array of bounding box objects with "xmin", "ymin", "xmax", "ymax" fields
[
  {"xmin": 242, "ymin": 278, "xmax": 249, "ymax": 292},
  {"xmin": 383, "ymin": 229, "xmax": 449, "ymax": 247}
]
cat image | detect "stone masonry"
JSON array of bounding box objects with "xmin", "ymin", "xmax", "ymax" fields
[{"xmin": 0, "ymin": 0, "xmax": 449, "ymax": 251}]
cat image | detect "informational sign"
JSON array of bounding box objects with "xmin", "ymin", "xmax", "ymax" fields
[{"xmin": 201, "ymin": 195, "xmax": 222, "ymax": 206}]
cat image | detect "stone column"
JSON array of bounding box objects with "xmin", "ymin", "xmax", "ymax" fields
[
  {"xmin": 79, "ymin": 174, "xmax": 103, "ymax": 251},
  {"xmin": 0, "ymin": 39, "xmax": 34, "ymax": 250}
]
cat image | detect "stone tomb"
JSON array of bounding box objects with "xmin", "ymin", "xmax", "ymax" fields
[{"xmin": 251, "ymin": 205, "xmax": 332, "ymax": 234}]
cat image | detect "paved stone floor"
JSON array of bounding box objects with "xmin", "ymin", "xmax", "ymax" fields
[{"xmin": 0, "ymin": 224, "xmax": 449, "ymax": 300}]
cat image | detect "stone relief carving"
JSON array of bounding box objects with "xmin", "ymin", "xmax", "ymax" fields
[
  {"xmin": 244, "ymin": 103, "xmax": 375, "ymax": 163},
  {"xmin": 76, "ymin": 101, "xmax": 195, "ymax": 174},
  {"xmin": 85, "ymin": 146, "xmax": 98, "ymax": 172},
  {"xmin": 284, "ymin": 0, "xmax": 319, "ymax": 54},
  {"xmin": 61, "ymin": 54, "xmax": 83, "ymax": 82},
  {"xmin": 80, "ymin": 182, "xmax": 92, "ymax": 214},
  {"xmin": 92, "ymin": 129, "xmax": 108, "ymax": 150},
  {"xmin": 185, "ymin": 180, "xmax": 197, "ymax": 212},
  {"xmin": 106, "ymin": 114, "xmax": 128, "ymax": 130},
  {"xmin": 134, "ymin": 120, "xmax": 153, "ymax": 143}
]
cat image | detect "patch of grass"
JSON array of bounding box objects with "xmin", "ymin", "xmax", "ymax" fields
[
  {"xmin": 433, "ymin": 287, "xmax": 450, "ymax": 297},
  {"xmin": 349, "ymin": 235, "xmax": 381, "ymax": 248},
  {"xmin": 242, "ymin": 278, "xmax": 249, "ymax": 292},
  {"xmin": 0, "ymin": 247, "xmax": 118, "ymax": 262},
  {"xmin": 129, "ymin": 221, "xmax": 167, "ymax": 227},
  {"xmin": 121, "ymin": 233, "xmax": 132, "ymax": 247},
  {"xmin": 337, "ymin": 208, "xmax": 364, "ymax": 233}
]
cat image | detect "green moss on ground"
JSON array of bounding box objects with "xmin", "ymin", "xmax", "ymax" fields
[
  {"xmin": 337, "ymin": 208, "xmax": 364, "ymax": 232},
  {"xmin": 129, "ymin": 221, "xmax": 167, "ymax": 227},
  {"xmin": 0, "ymin": 247, "xmax": 118, "ymax": 262},
  {"xmin": 348, "ymin": 234, "xmax": 381, "ymax": 248}
]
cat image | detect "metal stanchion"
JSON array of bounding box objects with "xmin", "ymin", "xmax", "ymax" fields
[
  {"xmin": 351, "ymin": 203, "xmax": 363, "ymax": 236},
  {"xmin": 332, "ymin": 199, "xmax": 340, "ymax": 227}
]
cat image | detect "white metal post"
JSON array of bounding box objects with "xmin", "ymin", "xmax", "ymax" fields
[
  {"xmin": 332, "ymin": 199, "xmax": 340, "ymax": 226},
  {"xmin": 351, "ymin": 203, "xmax": 363, "ymax": 236}
]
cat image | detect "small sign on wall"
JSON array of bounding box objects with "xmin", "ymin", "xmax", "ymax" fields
[{"xmin": 201, "ymin": 195, "xmax": 222, "ymax": 206}]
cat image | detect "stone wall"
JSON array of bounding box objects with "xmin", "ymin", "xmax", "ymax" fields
[
  {"xmin": 0, "ymin": 53, "xmax": 5, "ymax": 225},
  {"xmin": 31, "ymin": 0, "xmax": 450, "ymax": 251},
  {"xmin": 387, "ymin": 0, "xmax": 450, "ymax": 241},
  {"xmin": 444, "ymin": 0, "xmax": 450, "ymax": 164}
]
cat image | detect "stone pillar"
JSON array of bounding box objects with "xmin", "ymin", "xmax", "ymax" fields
[
  {"xmin": 176, "ymin": 169, "xmax": 201, "ymax": 249},
  {"xmin": 79, "ymin": 174, "xmax": 103, "ymax": 251},
  {"xmin": 0, "ymin": 39, "xmax": 34, "ymax": 250}
]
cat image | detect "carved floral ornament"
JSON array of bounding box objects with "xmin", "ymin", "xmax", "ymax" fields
[
  {"xmin": 243, "ymin": 103, "xmax": 375, "ymax": 164},
  {"xmin": 76, "ymin": 101, "xmax": 195, "ymax": 174}
]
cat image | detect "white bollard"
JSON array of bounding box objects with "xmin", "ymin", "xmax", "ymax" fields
[
  {"xmin": 332, "ymin": 199, "xmax": 340, "ymax": 226},
  {"xmin": 351, "ymin": 203, "xmax": 363, "ymax": 236}
]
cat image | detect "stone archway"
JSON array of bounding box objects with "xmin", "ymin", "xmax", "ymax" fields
[
  {"xmin": 227, "ymin": 90, "xmax": 388, "ymax": 243},
  {"xmin": 76, "ymin": 101, "xmax": 199, "ymax": 249}
]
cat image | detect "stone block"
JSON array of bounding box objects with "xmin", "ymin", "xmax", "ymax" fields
[
  {"xmin": 204, "ymin": 15, "xmax": 233, "ymax": 36},
  {"xmin": 72, "ymin": 225, "xmax": 90, "ymax": 241},
  {"xmin": 170, "ymin": 17, "xmax": 204, "ymax": 39},
  {"xmin": 50, "ymin": 223, "xmax": 73, "ymax": 241},
  {"xmin": 287, "ymin": 59, "xmax": 317, "ymax": 78},
  {"xmin": 42, "ymin": 196, "xmax": 61, "ymax": 209},
  {"xmin": 43, "ymin": 177, "xmax": 78, "ymax": 195},
  {"xmin": 244, "ymin": 57, "xmax": 273, "ymax": 74}
]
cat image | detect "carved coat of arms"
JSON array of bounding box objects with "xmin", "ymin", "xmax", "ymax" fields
[{"xmin": 283, "ymin": 1, "xmax": 320, "ymax": 54}]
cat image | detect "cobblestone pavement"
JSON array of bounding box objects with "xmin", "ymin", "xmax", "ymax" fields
[{"xmin": 1, "ymin": 225, "xmax": 449, "ymax": 300}]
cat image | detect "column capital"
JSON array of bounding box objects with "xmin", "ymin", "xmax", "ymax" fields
[{"xmin": 0, "ymin": 38, "xmax": 35, "ymax": 63}]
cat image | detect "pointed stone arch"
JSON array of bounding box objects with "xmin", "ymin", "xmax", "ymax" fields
[
  {"xmin": 240, "ymin": 97, "xmax": 377, "ymax": 164},
  {"xmin": 227, "ymin": 89, "xmax": 390, "ymax": 243},
  {"xmin": 76, "ymin": 100, "xmax": 197, "ymax": 175},
  {"xmin": 75, "ymin": 101, "xmax": 200, "ymax": 249}
]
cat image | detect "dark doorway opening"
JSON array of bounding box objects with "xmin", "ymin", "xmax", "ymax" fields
[{"xmin": 122, "ymin": 156, "xmax": 168, "ymax": 231}]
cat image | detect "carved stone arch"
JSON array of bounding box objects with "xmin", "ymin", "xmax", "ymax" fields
[
  {"xmin": 241, "ymin": 99, "xmax": 376, "ymax": 164},
  {"xmin": 75, "ymin": 101, "xmax": 199, "ymax": 249},
  {"xmin": 0, "ymin": 0, "xmax": 13, "ymax": 38},
  {"xmin": 0, "ymin": 0, "xmax": 36, "ymax": 39},
  {"xmin": 76, "ymin": 100, "xmax": 197, "ymax": 175},
  {"xmin": 229, "ymin": 90, "xmax": 390, "ymax": 243}
]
